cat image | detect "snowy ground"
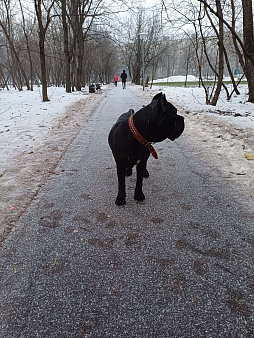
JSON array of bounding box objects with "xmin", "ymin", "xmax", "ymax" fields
[
  {"xmin": 154, "ymin": 75, "xmax": 253, "ymax": 132},
  {"xmin": 0, "ymin": 85, "xmax": 110, "ymax": 239},
  {"xmin": 0, "ymin": 79, "xmax": 254, "ymax": 241}
]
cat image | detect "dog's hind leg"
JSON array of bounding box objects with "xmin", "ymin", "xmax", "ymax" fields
[
  {"xmin": 134, "ymin": 161, "xmax": 146, "ymax": 202},
  {"xmin": 143, "ymin": 169, "xmax": 149, "ymax": 178},
  {"xmin": 116, "ymin": 163, "xmax": 126, "ymax": 206},
  {"xmin": 126, "ymin": 167, "xmax": 132, "ymax": 176},
  {"xmin": 127, "ymin": 167, "xmax": 148, "ymax": 178}
]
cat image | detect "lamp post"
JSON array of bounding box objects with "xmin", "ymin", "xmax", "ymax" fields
[
  {"xmin": 167, "ymin": 54, "xmax": 170, "ymax": 83},
  {"xmin": 139, "ymin": 32, "xmax": 146, "ymax": 91}
]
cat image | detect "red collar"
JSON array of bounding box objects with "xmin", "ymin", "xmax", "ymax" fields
[{"xmin": 128, "ymin": 114, "xmax": 158, "ymax": 159}]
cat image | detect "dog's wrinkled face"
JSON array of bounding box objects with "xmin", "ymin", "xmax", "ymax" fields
[{"xmin": 151, "ymin": 93, "xmax": 184, "ymax": 141}]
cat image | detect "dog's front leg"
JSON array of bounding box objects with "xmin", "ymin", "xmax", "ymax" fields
[
  {"xmin": 116, "ymin": 162, "xmax": 126, "ymax": 206},
  {"xmin": 134, "ymin": 161, "xmax": 146, "ymax": 202}
]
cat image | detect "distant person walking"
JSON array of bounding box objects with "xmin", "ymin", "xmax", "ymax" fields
[
  {"xmin": 120, "ymin": 70, "xmax": 127, "ymax": 89},
  {"xmin": 113, "ymin": 74, "xmax": 118, "ymax": 87}
]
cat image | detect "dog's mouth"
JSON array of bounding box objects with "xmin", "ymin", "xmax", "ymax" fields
[{"xmin": 168, "ymin": 115, "xmax": 185, "ymax": 141}]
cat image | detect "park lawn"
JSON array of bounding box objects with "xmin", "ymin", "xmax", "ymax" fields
[{"xmin": 150, "ymin": 80, "xmax": 248, "ymax": 87}]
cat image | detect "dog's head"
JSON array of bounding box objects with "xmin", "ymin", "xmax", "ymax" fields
[{"xmin": 151, "ymin": 92, "xmax": 184, "ymax": 141}]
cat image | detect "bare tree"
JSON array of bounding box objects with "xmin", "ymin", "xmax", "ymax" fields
[
  {"xmin": 197, "ymin": 0, "xmax": 254, "ymax": 103},
  {"xmin": 145, "ymin": 14, "xmax": 168, "ymax": 88},
  {"xmin": 0, "ymin": 0, "xmax": 132, "ymax": 94},
  {"xmin": 204, "ymin": 6, "xmax": 240, "ymax": 98},
  {"xmin": 34, "ymin": 0, "xmax": 55, "ymax": 101},
  {"xmin": 160, "ymin": 0, "xmax": 252, "ymax": 104},
  {"xmin": 0, "ymin": 0, "xmax": 30, "ymax": 90},
  {"xmin": 241, "ymin": 0, "xmax": 254, "ymax": 102},
  {"xmin": 61, "ymin": 0, "xmax": 71, "ymax": 92},
  {"xmin": 206, "ymin": 0, "xmax": 224, "ymax": 106},
  {"xmin": 18, "ymin": 0, "xmax": 35, "ymax": 91},
  {"xmin": 122, "ymin": 7, "xmax": 166, "ymax": 87}
]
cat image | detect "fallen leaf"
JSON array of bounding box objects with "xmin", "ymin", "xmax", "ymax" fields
[
  {"xmin": 51, "ymin": 253, "xmax": 63, "ymax": 268},
  {"xmin": 244, "ymin": 153, "xmax": 254, "ymax": 160},
  {"xmin": 52, "ymin": 258, "xmax": 58, "ymax": 268},
  {"xmin": 9, "ymin": 207, "xmax": 15, "ymax": 210},
  {"xmin": 14, "ymin": 267, "xmax": 17, "ymax": 273}
]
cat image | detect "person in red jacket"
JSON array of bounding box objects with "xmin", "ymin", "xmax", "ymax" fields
[{"xmin": 113, "ymin": 74, "xmax": 118, "ymax": 86}]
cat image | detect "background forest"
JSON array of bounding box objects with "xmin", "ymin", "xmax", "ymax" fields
[{"xmin": 0, "ymin": 0, "xmax": 253, "ymax": 105}]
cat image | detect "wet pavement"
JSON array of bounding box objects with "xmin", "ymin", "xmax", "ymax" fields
[{"xmin": 0, "ymin": 86, "xmax": 253, "ymax": 337}]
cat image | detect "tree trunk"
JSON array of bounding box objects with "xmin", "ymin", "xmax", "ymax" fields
[
  {"xmin": 133, "ymin": 37, "xmax": 141, "ymax": 85},
  {"xmin": 39, "ymin": 33, "xmax": 49, "ymax": 101},
  {"xmin": 0, "ymin": 66, "xmax": 9, "ymax": 90},
  {"xmin": 210, "ymin": 0, "xmax": 224, "ymax": 106},
  {"xmin": 76, "ymin": 29, "xmax": 83, "ymax": 91},
  {"xmin": 19, "ymin": 0, "xmax": 33, "ymax": 90},
  {"xmin": 133, "ymin": 62, "xmax": 141, "ymax": 85},
  {"xmin": 223, "ymin": 46, "xmax": 240, "ymax": 97},
  {"xmin": 34, "ymin": 0, "xmax": 54, "ymax": 101},
  {"xmin": 71, "ymin": 0, "xmax": 82, "ymax": 91},
  {"xmin": 205, "ymin": 2, "xmax": 237, "ymax": 100},
  {"xmin": 184, "ymin": 51, "xmax": 190, "ymax": 87},
  {"xmin": 242, "ymin": 0, "xmax": 254, "ymax": 102},
  {"xmin": 0, "ymin": 19, "xmax": 30, "ymax": 90},
  {"xmin": 62, "ymin": 0, "xmax": 71, "ymax": 93},
  {"xmin": 198, "ymin": 0, "xmax": 254, "ymax": 103}
]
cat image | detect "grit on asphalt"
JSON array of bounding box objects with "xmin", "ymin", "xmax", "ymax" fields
[{"xmin": 0, "ymin": 86, "xmax": 253, "ymax": 337}]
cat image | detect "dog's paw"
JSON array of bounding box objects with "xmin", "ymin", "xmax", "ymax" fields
[
  {"xmin": 126, "ymin": 167, "xmax": 132, "ymax": 176},
  {"xmin": 134, "ymin": 191, "xmax": 145, "ymax": 202},
  {"xmin": 143, "ymin": 169, "xmax": 149, "ymax": 178},
  {"xmin": 115, "ymin": 197, "xmax": 126, "ymax": 206}
]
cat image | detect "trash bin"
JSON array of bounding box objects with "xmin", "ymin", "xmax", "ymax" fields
[{"xmin": 89, "ymin": 84, "xmax": 95, "ymax": 93}]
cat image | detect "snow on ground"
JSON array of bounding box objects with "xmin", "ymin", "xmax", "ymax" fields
[
  {"xmin": 0, "ymin": 79, "xmax": 254, "ymax": 241},
  {"xmin": 0, "ymin": 85, "xmax": 110, "ymax": 239},
  {"xmin": 1, "ymin": 86, "xmax": 93, "ymax": 168},
  {"xmin": 154, "ymin": 75, "xmax": 253, "ymax": 131},
  {"xmin": 154, "ymin": 75, "xmax": 198, "ymax": 83}
]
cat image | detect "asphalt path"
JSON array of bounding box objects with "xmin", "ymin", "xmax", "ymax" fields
[{"xmin": 0, "ymin": 86, "xmax": 253, "ymax": 337}]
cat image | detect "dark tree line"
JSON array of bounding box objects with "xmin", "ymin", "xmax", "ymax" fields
[
  {"xmin": 0, "ymin": 0, "xmax": 253, "ymax": 106},
  {"xmin": 0, "ymin": 0, "xmax": 119, "ymax": 100},
  {"xmin": 161, "ymin": 0, "xmax": 254, "ymax": 104}
]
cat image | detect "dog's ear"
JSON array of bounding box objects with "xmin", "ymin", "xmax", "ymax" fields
[
  {"xmin": 159, "ymin": 94, "xmax": 168, "ymax": 112},
  {"xmin": 158, "ymin": 94, "xmax": 177, "ymax": 115},
  {"xmin": 152, "ymin": 92, "xmax": 163, "ymax": 102}
]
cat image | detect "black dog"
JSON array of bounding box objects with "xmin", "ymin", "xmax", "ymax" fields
[{"xmin": 108, "ymin": 93, "xmax": 184, "ymax": 206}]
